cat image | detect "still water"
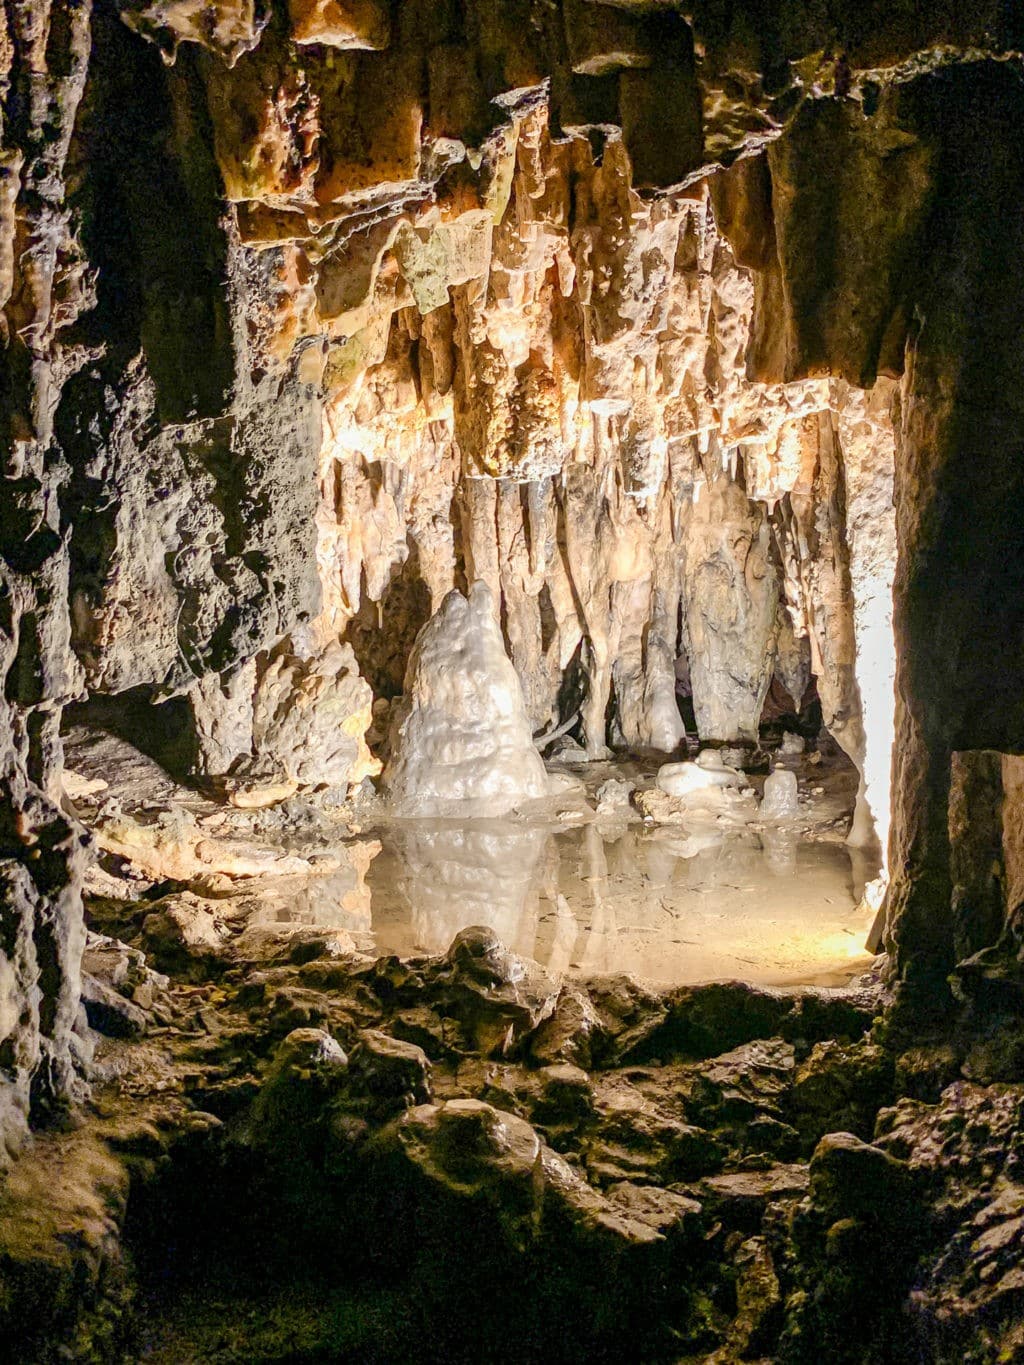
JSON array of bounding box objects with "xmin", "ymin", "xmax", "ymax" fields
[{"xmin": 272, "ymin": 814, "xmax": 877, "ymax": 988}]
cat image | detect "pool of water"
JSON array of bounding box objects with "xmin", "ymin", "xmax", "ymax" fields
[
  {"xmin": 66, "ymin": 720, "xmax": 879, "ymax": 989},
  {"xmin": 273, "ymin": 813, "xmax": 877, "ymax": 988}
]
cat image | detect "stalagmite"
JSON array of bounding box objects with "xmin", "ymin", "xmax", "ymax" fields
[
  {"xmin": 191, "ymin": 639, "xmax": 380, "ymax": 794},
  {"xmin": 681, "ymin": 469, "xmax": 779, "ymax": 746},
  {"xmin": 383, "ymin": 582, "xmax": 551, "ymax": 815},
  {"xmin": 761, "ymin": 768, "xmax": 800, "ymax": 821}
]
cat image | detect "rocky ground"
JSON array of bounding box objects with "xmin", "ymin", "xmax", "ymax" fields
[
  {"xmin": 0, "ymin": 718, "xmax": 1016, "ymax": 1363},
  {"xmin": 3, "ymin": 847, "xmax": 1024, "ymax": 1363}
]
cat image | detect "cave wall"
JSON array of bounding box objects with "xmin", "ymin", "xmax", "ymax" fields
[
  {"xmin": 0, "ymin": 0, "xmax": 94, "ymax": 1161},
  {"xmin": 885, "ymin": 64, "xmax": 1024, "ymax": 989},
  {"xmin": 2, "ymin": 0, "xmax": 1024, "ymax": 1153},
  {"xmin": 301, "ymin": 122, "xmax": 895, "ymax": 769}
]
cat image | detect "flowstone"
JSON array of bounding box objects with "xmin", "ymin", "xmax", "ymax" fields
[
  {"xmin": 656, "ymin": 750, "xmax": 744, "ymax": 800},
  {"xmin": 383, "ymin": 583, "xmax": 551, "ymax": 815}
]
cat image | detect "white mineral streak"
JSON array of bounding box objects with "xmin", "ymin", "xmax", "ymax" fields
[{"xmin": 383, "ymin": 582, "xmax": 551, "ymax": 814}]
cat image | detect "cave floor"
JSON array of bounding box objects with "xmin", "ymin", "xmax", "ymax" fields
[{"xmin": 8, "ymin": 734, "xmax": 1018, "ymax": 1363}]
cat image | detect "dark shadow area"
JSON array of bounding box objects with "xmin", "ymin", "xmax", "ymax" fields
[
  {"xmin": 123, "ymin": 1126, "xmax": 716, "ymax": 1365},
  {"xmin": 61, "ymin": 0, "xmax": 234, "ymax": 424},
  {"xmin": 344, "ymin": 543, "xmax": 433, "ymax": 698},
  {"xmin": 62, "ymin": 687, "xmax": 198, "ymax": 785}
]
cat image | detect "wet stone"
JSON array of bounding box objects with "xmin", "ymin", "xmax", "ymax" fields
[
  {"xmin": 809, "ymin": 1131, "xmax": 919, "ymax": 1224},
  {"xmin": 266, "ymin": 986, "xmax": 332, "ymax": 1035},
  {"xmin": 587, "ymin": 1092, "xmax": 725, "ymax": 1185},
  {"xmin": 250, "ymin": 1027, "xmax": 349, "ymax": 1139},
  {"xmin": 531, "ymin": 1063, "xmax": 594, "ymax": 1127},
  {"xmin": 586, "ymin": 974, "xmax": 670, "ymax": 1066},
  {"xmin": 528, "ymin": 983, "xmax": 602, "ymax": 1069},
  {"xmin": 743, "ymin": 1114, "xmax": 803, "ymax": 1161},
  {"xmin": 605, "ymin": 1181, "xmax": 703, "ymax": 1238},
  {"xmin": 439, "ymin": 928, "xmax": 560, "ymax": 1057},
  {"xmin": 790, "ymin": 1038, "xmax": 895, "ymax": 1146},
  {"xmin": 687, "ymin": 1038, "xmax": 796, "ymax": 1125},
  {"xmin": 687, "ymin": 1164, "xmax": 810, "ymax": 1229}
]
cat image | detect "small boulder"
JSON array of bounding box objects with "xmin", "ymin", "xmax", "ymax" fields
[
  {"xmin": 790, "ymin": 1039, "xmax": 894, "ymax": 1147},
  {"xmin": 809, "ymin": 1131, "xmax": 918, "ymax": 1224},
  {"xmin": 656, "ymin": 752, "xmax": 742, "ymax": 799},
  {"xmin": 440, "ymin": 927, "xmax": 559, "ymax": 1057},
  {"xmin": 587, "ymin": 974, "xmax": 669, "ymax": 1066},
  {"xmin": 528, "ymin": 982, "xmax": 603, "ymax": 1068},
  {"xmin": 251, "ymin": 1027, "xmax": 349, "ymax": 1140},
  {"xmin": 687, "ymin": 1038, "xmax": 795, "ymax": 1125},
  {"xmin": 141, "ymin": 895, "xmax": 229, "ymax": 979},
  {"xmin": 347, "ymin": 1029, "xmax": 432, "ymax": 1114},
  {"xmin": 80, "ymin": 974, "xmax": 148, "ymax": 1039},
  {"xmin": 690, "ymin": 1164, "xmax": 810, "ymax": 1230}
]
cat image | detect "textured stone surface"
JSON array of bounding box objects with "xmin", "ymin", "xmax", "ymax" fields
[
  {"xmin": 2, "ymin": 892, "xmax": 1021, "ymax": 1363},
  {"xmin": 383, "ymin": 583, "xmax": 550, "ymax": 813},
  {"xmin": 193, "ymin": 638, "xmax": 380, "ymax": 791},
  {"xmin": 1, "ymin": 0, "xmax": 1023, "ymax": 1226}
]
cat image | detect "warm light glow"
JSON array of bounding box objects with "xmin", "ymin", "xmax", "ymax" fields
[{"xmin": 853, "ymin": 567, "xmax": 897, "ymax": 868}]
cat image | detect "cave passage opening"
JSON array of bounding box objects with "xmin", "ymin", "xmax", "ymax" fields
[
  {"xmin": 63, "ymin": 455, "xmax": 893, "ymax": 991},
  {"xmin": 16, "ymin": 7, "xmax": 1024, "ymax": 1360}
]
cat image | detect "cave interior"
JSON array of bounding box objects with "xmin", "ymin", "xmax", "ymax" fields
[{"xmin": 3, "ymin": 1, "xmax": 1024, "ymax": 1361}]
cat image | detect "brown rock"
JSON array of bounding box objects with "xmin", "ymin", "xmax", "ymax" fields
[{"xmin": 288, "ymin": 0, "xmax": 390, "ymax": 49}]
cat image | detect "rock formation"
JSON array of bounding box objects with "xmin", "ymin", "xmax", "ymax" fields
[
  {"xmin": 3, "ymin": 1, "xmax": 1024, "ymax": 1355},
  {"xmin": 192, "ymin": 637, "xmax": 380, "ymax": 795},
  {"xmin": 383, "ymin": 582, "xmax": 550, "ymax": 814}
]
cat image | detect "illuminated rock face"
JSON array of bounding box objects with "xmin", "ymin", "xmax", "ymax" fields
[
  {"xmin": 191, "ymin": 639, "xmax": 380, "ymax": 792},
  {"xmin": 383, "ymin": 583, "xmax": 550, "ymax": 814},
  {"xmin": 682, "ymin": 473, "xmax": 779, "ymax": 745},
  {"xmin": 306, "ymin": 118, "xmax": 899, "ymax": 780}
]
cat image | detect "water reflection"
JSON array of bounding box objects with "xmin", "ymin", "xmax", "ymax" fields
[
  {"xmin": 250, "ymin": 840, "xmax": 380, "ymax": 940},
  {"xmin": 389, "ymin": 823, "xmax": 551, "ymax": 954},
  {"xmin": 762, "ymin": 827, "xmax": 798, "ymax": 877},
  {"xmin": 264, "ymin": 815, "xmax": 874, "ymax": 986},
  {"xmin": 334, "ymin": 818, "xmax": 877, "ymax": 987}
]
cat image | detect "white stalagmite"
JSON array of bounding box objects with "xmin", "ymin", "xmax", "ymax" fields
[
  {"xmin": 383, "ymin": 581, "xmax": 551, "ymax": 814},
  {"xmin": 760, "ymin": 767, "xmax": 800, "ymax": 820}
]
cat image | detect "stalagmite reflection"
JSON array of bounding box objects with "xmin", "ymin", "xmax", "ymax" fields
[
  {"xmin": 388, "ymin": 823, "xmax": 550, "ymax": 954},
  {"xmin": 276, "ymin": 787, "xmax": 880, "ymax": 987}
]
